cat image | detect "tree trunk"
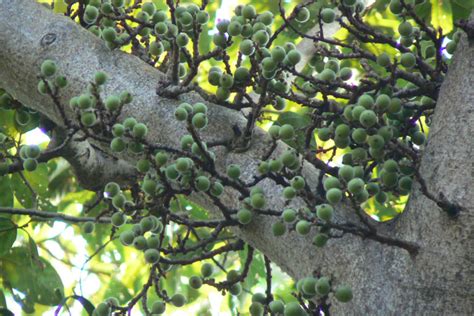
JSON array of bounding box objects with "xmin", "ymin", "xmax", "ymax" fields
[{"xmin": 0, "ymin": 1, "xmax": 472, "ymax": 314}]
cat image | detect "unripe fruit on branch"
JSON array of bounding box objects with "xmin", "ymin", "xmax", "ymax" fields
[
  {"xmin": 227, "ymin": 164, "xmax": 241, "ymax": 179},
  {"xmin": 296, "ymin": 7, "xmax": 310, "ymax": 23},
  {"xmin": 368, "ymin": 135, "xmax": 385, "ymax": 150},
  {"xmin": 352, "ymin": 128, "xmax": 367, "ymax": 144},
  {"xmin": 318, "ymin": 128, "xmax": 331, "ymax": 141},
  {"xmin": 240, "ymin": 39, "xmax": 255, "ymax": 55},
  {"xmin": 302, "ymin": 277, "xmax": 317, "ymax": 296},
  {"xmin": 401, "ymin": 52, "xmax": 416, "ymax": 68},
  {"xmin": 242, "ymin": 5, "xmax": 257, "ymax": 19},
  {"xmin": 142, "ymin": 2, "xmax": 156, "ymax": 16},
  {"xmin": 120, "ymin": 231, "xmax": 135, "ymax": 246},
  {"xmin": 383, "ymin": 159, "xmax": 399, "ymax": 173},
  {"xmin": 93, "ymin": 302, "xmax": 110, "ymax": 316},
  {"xmin": 282, "ymin": 208, "xmax": 296, "ymax": 223},
  {"xmin": 94, "ymin": 71, "xmax": 107, "ymax": 85},
  {"xmin": 23, "ymin": 158, "xmax": 38, "ymax": 172},
  {"xmin": 105, "ymin": 182, "xmax": 120, "ymax": 197},
  {"xmin": 347, "ymin": 178, "xmax": 365, "ymax": 195},
  {"xmin": 81, "ymin": 112, "xmax": 97, "ymax": 127},
  {"xmin": 175, "ymin": 105, "xmax": 190, "ymax": 121},
  {"xmin": 229, "ymin": 283, "xmax": 242, "ymax": 296},
  {"xmin": 110, "ymin": 138, "xmax": 126, "ymax": 153},
  {"xmin": 55, "ymin": 76, "xmax": 68, "ymax": 88},
  {"xmin": 296, "ymin": 220, "xmax": 310, "ymax": 235},
  {"xmin": 155, "ymin": 152, "xmax": 168, "ymax": 166},
  {"xmin": 192, "ymin": 113, "xmax": 208, "ymax": 129},
  {"xmin": 133, "ymin": 236, "xmax": 147, "ymax": 250},
  {"xmin": 279, "ymin": 124, "xmax": 295, "ymax": 140},
  {"xmin": 171, "ymin": 294, "xmax": 186, "ymax": 307},
  {"xmin": 195, "ymin": 176, "xmax": 210, "ymax": 191},
  {"xmin": 210, "ymin": 182, "xmax": 224, "ymax": 197},
  {"xmin": 85, "ymin": 5, "xmax": 99, "ymax": 23},
  {"xmin": 284, "ymin": 302, "xmax": 307, "ymax": 316},
  {"xmin": 313, "ymin": 233, "xmax": 329, "ymax": 247},
  {"xmin": 326, "ymin": 188, "xmax": 342, "ymax": 204},
  {"xmin": 151, "ymin": 301, "xmax": 166, "ymax": 314},
  {"xmin": 335, "ymin": 285, "xmax": 353, "ymax": 303},
  {"xmin": 111, "ymin": 212, "xmax": 126, "ymax": 227},
  {"xmin": 234, "ymin": 67, "xmax": 250, "ymax": 83},
  {"xmin": 377, "ymin": 53, "xmax": 391, "ymax": 67},
  {"xmin": 335, "ymin": 124, "xmax": 350, "ymax": 138},
  {"xmin": 132, "ymin": 123, "xmax": 148, "ymax": 139},
  {"xmin": 180, "ymin": 135, "xmax": 194, "ymax": 150},
  {"xmin": 283, "ymin": 187, "xmax": 296, "ymax": 199},
  {"xmin": 316, "ymin": 204, "xmax": 334, "ymax": 222},
  {"xmin": 358, "ymin": 94, "xmax": 375, "ymax": 109},
  {"xmin": 228, "ymin": 21, "xmax": 242, "ymax": 36},
  {"xmin": 321, "ymin": 8, "xmax": 336, "ymax": 23},
  {"xmin": 82, "ymin": 222, "xmax": 95, "ymax": 234},
  {"xmin": 25, "ymin": 145, "xmax": 40, "ymax": 159},
  {"xmin": 112, "ymin": 194, "xmax": 126, "ymax": 209},
  {"xmin": 176, "ymin": 33, "xmax": 189, "ymax": 47},
  {"xmin": 189, "ymin": 276, "xmax": 203, "ymax": 289},
  {"xmin": 291, "ymin": 176, "xmax": 305, "ymax": 190},
  {"xmin": 102, "ymin": 27, "xmax": 117, "ymax": 42},
  {"xmin": 323, "ymin": 177, "xmax": 341, "ymax": 190},
  {"xmin": 201, "ymin": 263, "xmax": 213, "ymax": 278},
  {"xmin": 287, "ymin": 50, "xmax": 302, "ymax": 66},
  {"xmin": 359, "ymin": 110, "xmax": 378, "ymax": 128},
  {"xmin": 105, "ymin": 95, "xmax": 120, "ymax": 111},
  {"xmin": 144, "ymin": 249, "xmax": 160, "ymax": 264},
  {"xmin": 237, "ymin": 209, "xmax": 252, "ymax": 225},
  {"xmin": 41, "ymin": 60, "xmax": 57, "ymax": 77},
  {"xmin": 250, "ymin": 193, "xmax": 266, "ymax": 209},
  {"xmin": 120, "ymin": 91, "xmax": 133, "ymax": 104},
  {"xmin": 338, "ymin": 165, "xmax": 355, "ymax": 182},
  {"xmin": 315, "ymin": 277, "xmax": 330, "ymax": 295},
  {"xmin": 165, "ymin": 165, "xmax": 179, "ymax": 180},
  {"xmin": 272, "ymin": 221, "xmax": 286, "ymax": 236},
  {"xmin": 252, "ymin": 30, "xmax": 269, "ymax": 46},
  {"xmin": 398, "ymin": 21, "xmax": 413, "ymax": 37},
  {"xmin": 142, "ymin": 179, "xmax": 157, "ymax": 195}
]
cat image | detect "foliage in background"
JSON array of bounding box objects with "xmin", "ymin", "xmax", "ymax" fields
[{"xmin": 0, "ymin": 0, "xmax": 471, "ymax": 315}]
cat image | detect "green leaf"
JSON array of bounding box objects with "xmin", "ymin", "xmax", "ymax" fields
[
  {"xmin": 102, "ymin": 278, "xmax": 133, "ymax": 306},
  {"xmin": 11, "ymin": 174, "xmax": 34, "ymax": 208},
  {"xmin": 0, "ymin": 247, "xmax": 64, "ymax": 306},
  {"xmin": 53, "ymin": 0, "xmax": 68, "ymax": 13},
  {"xmin": 431, "ymin": 0, "xmax": 453, "ymax": 33},
  {"xmin": 373, "ymin": 200, "xmax": 400, "ymax": 221},
  {"xmin": 14, "ymin": 111, "xmax": 40, "ymax": 134},
  {"xmin": 23, "ymin": 163, "xmax": 49, "ymax": 196},
  {"xmin": 0, "ymin": 308, "xmax": 14, "ymax": 316},
  {"xmin": 0, "ymin": 176, "xmax": 13, "ymax": 207},
  {"xmin": 55, "ymin": 295, "xmax": 95, "ymax": 316},
  {"xmin": 0, "ymin": 108, "xmax": 17, "ymax": 137},
  {"xmin": 47, "ymin": 159, "xmax": 74, "ymax": 199},
  {"xmin": 0, "ymin": 218, "xmax": 16, "ymax": 256},
  {"xmin": 171, "ymin": 196, "xmax": 209, "ymax": 220},
  {"xmin": 452, "ymin": 0, "xmax": 474, "ymax": 10},
  {"xmin": 450, "ymin": 0, "xmax": 474, "ymax": 21},
  {"xmin": 0, "ymin": 289, "xmax": 6, "ymax": 308},
  {"xmin": 57, "ymin": 191, "xmax": 96, "ymax": 211},
  {"xmin": 27, "ymin": 234, "xmax": 40, "ymax": 265}
]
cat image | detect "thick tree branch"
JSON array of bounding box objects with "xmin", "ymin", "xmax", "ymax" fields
[
  {"xmin": 0, "ymin": 2, "xmax": 472, "ymax": 314},
  {"xmin": 0, "ymin": 207, "xmax": 110, "ymax": 223}
]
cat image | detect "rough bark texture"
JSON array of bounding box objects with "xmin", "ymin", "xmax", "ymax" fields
[{"xmin": 0, "ymin": 1, "xmax": 472, "ymax": 314}]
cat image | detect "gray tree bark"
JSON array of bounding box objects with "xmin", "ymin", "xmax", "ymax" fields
[{"xmin": 0, "ymin": 1, "xmax": 472, "ymax": 314}]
